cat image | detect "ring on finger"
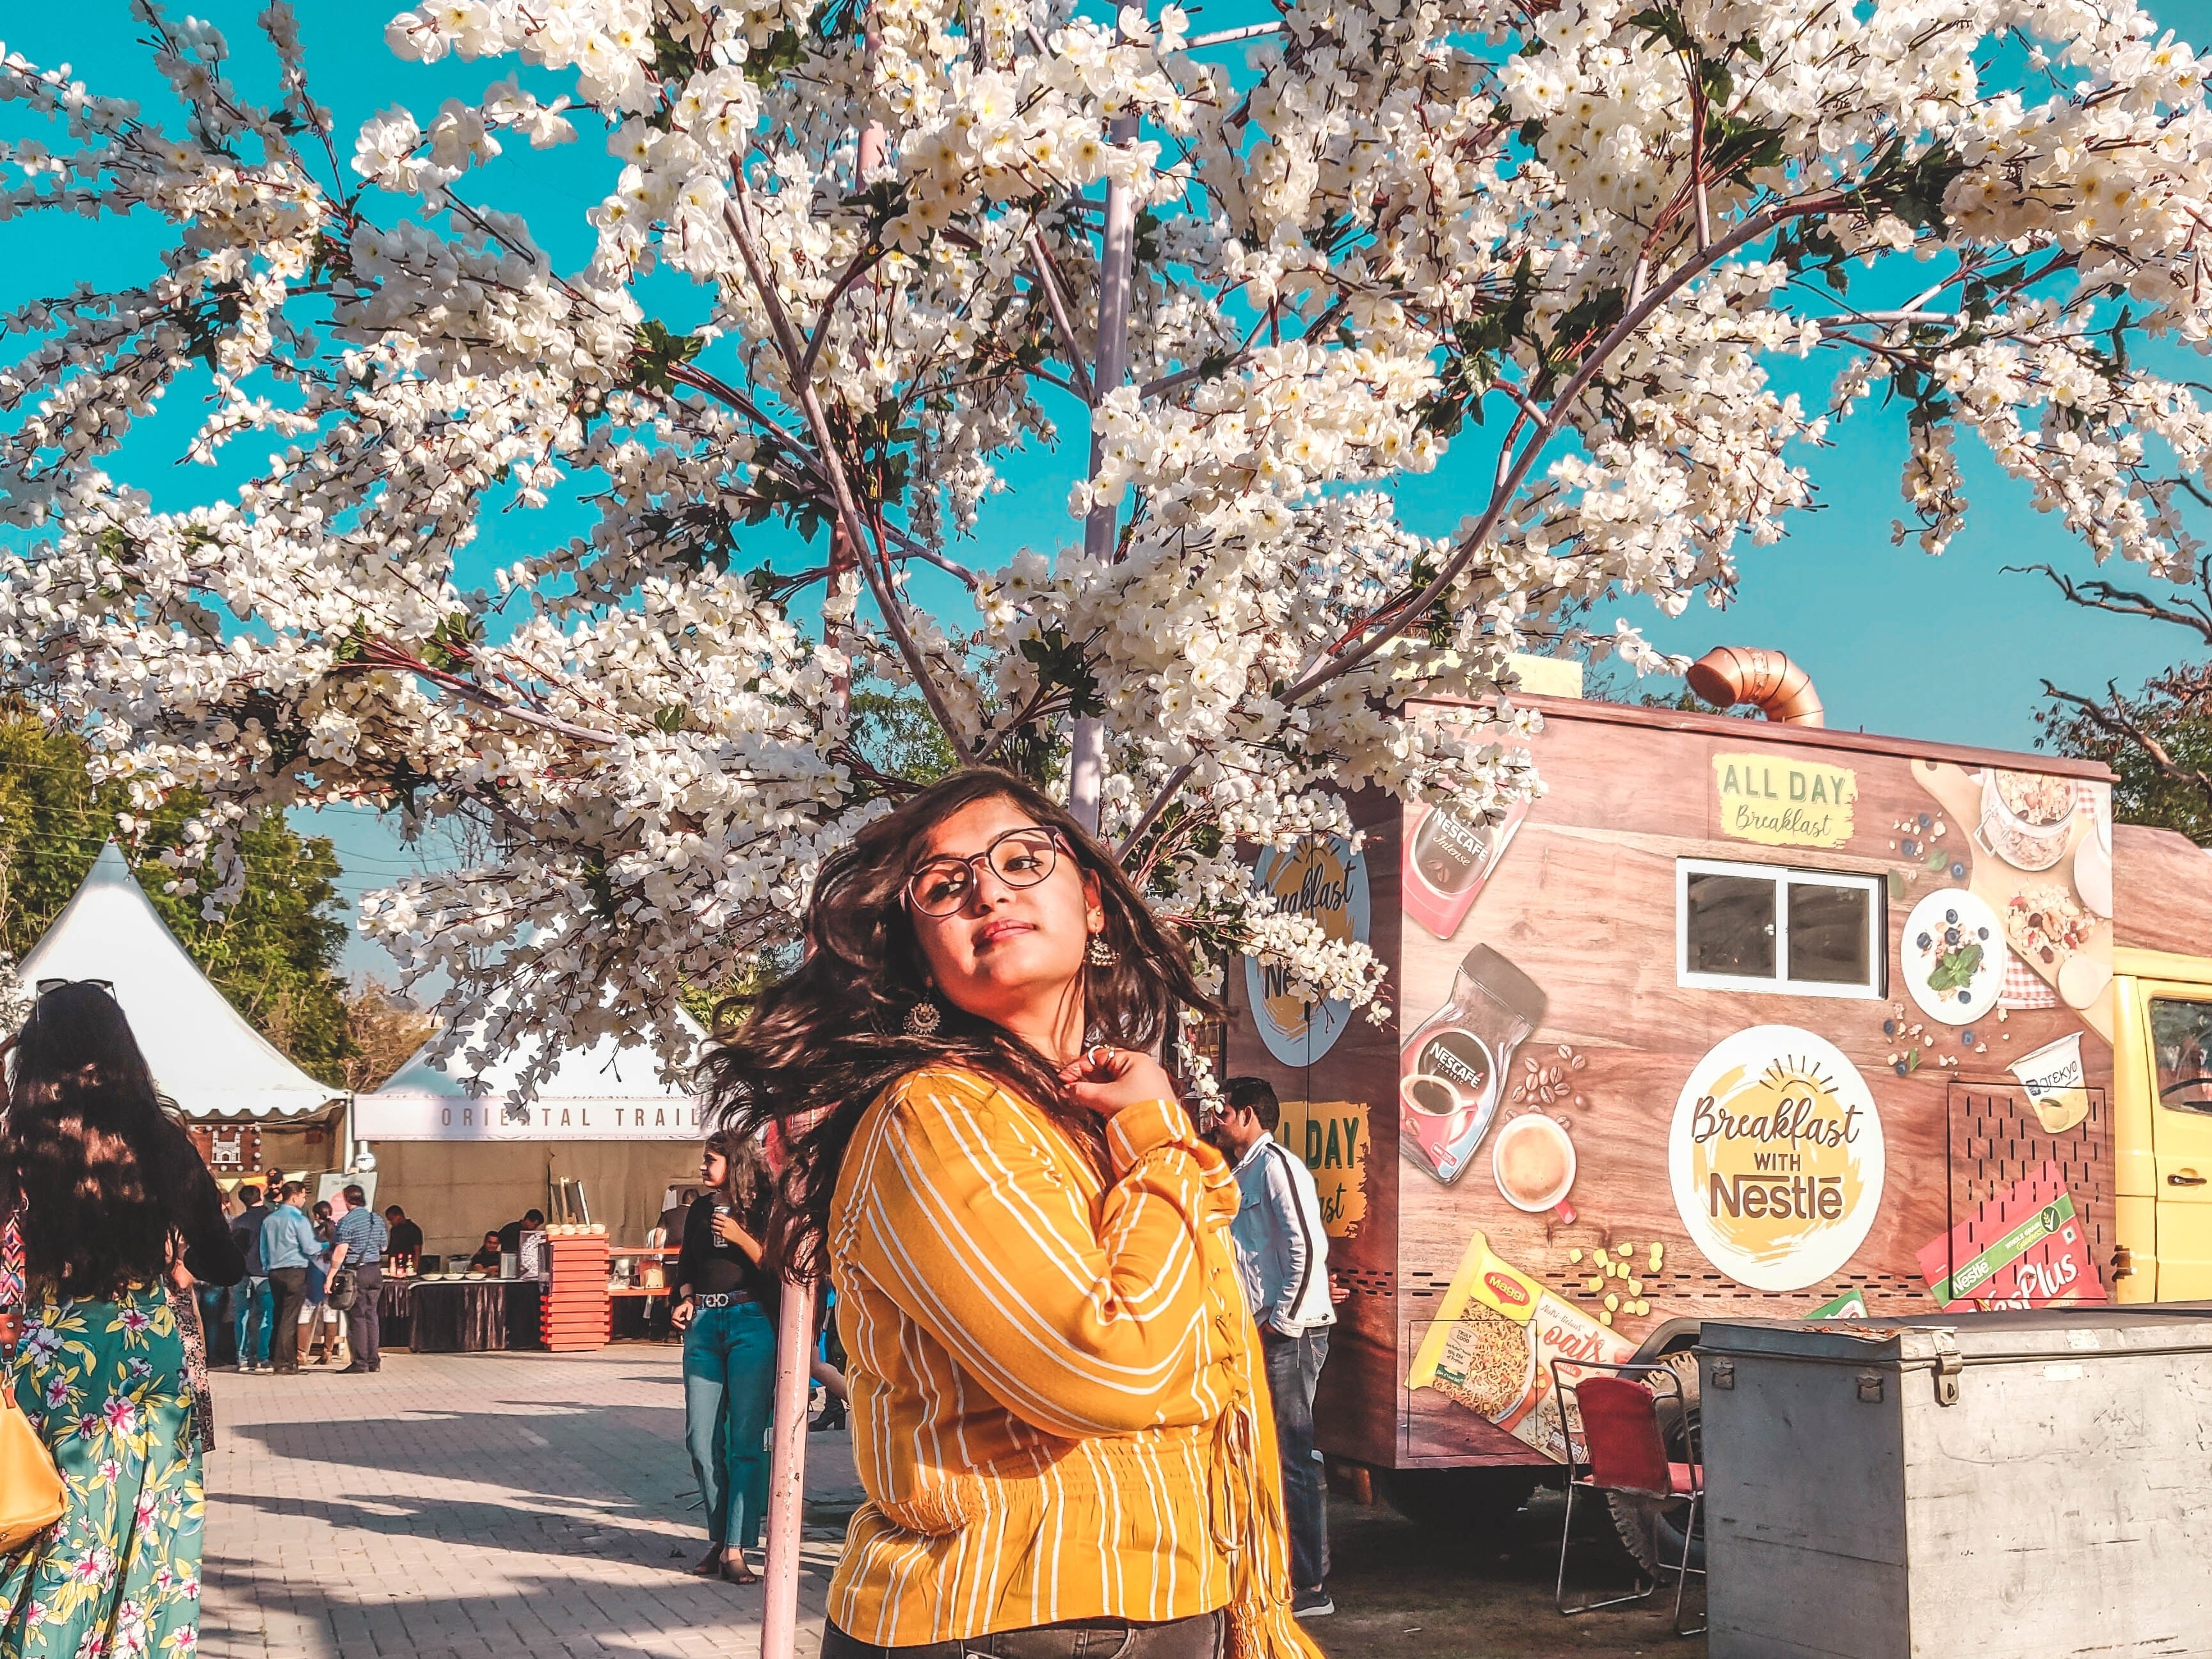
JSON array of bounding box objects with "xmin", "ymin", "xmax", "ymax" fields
[{"xmin": 1087, "ymin": 1043, "xmax": 1115, "ymax": 1070}]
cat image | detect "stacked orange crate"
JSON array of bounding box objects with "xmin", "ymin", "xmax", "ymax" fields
[{"xmin": 541, "ymin": 1225, "xmax": 612, "ymax": 1351}]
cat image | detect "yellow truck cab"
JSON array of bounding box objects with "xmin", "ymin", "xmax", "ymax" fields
[
  {"xmin": 2111, "ymin": 948, "xmax": 2212, "ymax": 1299},
  {"xmin": 2108, "ymin": 824, "xmax": 2212, "ymax": 1299}
]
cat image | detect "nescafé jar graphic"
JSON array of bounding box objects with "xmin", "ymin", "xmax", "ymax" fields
[{"xmin": 1400, "ymin": 944, "xmax": 1549, "ymax": 1185}]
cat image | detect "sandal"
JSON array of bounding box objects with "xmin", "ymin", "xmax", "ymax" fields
[
  {"xmin": 686, "ymin": 1546, "xmax": 725, "ymax": 1578},
  {"xmin": 723, "ymin": 1553, "xmax": 760, "ymax": 1586}
]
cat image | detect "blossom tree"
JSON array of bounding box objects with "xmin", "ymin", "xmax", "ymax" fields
[{"xmin": 3, "ymin": 0, "xmax": 2211, "ymax": 1075}]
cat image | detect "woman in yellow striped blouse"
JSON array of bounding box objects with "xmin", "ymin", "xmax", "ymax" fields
[{"xmin": 708, "ymin": 769, "xmax": 1321, "ymax": 1659}]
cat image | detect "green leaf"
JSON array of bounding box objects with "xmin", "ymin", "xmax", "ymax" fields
[
  {"xmin": 744, "ymin": 27, "xmax": 807, "ymax": 87},
  {"xmin": 419, "ymin": 611, "xmax": 482, "ymax": 673},
  {"xmin": 332, "ymin": 618, "xmax": 371, "ymax": 666},
  {"xmin": 1019, "ymin": 627, "xmax": 1104, "ymax": 719},
  {"xmin": 1927, "ymin": 941, "xmax": 1984, "ymax": 995},
  {"xmin": 629, "ymin": 319, "xmax": 704, "ymax": 396}
]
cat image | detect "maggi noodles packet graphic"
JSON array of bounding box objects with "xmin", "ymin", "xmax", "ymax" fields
[{"xmin": 1409, "ymin": 1230, "xmax": 1637, "ymax": 1463}]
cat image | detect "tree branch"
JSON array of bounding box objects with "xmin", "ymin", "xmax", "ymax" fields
[
  {"xmin": 349, "ymin": 642, "xmax": 621, "ymax": 747},
  {"xmin": 2042, "ymin": 677, "xmax": 2212, "ymax": 822},
  {"xmin": 722, "ymin": 164, "xmax": 977, "ymax": 765},
  {"xmin": 1276, "ymin": 192, "xmax": 1846, "ymax": 707},
  {"xmin": 1185, "ymin": 21, "xmax": 1285, "ymax": 45},
  {"xmin": 664, "ymin": 360, "xmax": 983, "ymax": 593},
  {"xmin": 1024, "ymin": 222, "xmax": 1095, "ymax": 403},
  {"xmin": 2009, "ymin": 561, "xmax": 2212, "ymax": 643},
  {"xmin": 798, "ymin": 238, "xmax": 891, "ymax": 390},
  {"xmin": 1116, "ymin": 760, "xmax": 1194, "ymax": 857}
]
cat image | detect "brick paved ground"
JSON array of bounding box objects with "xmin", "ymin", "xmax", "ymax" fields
[
  {"xmin": 201, "ymin": 1348, "xmax": 1694, "ymax": 1659},
  {"xmin": 202, "ymin": 1346, "xmax": 862, "ymax": 1659}
]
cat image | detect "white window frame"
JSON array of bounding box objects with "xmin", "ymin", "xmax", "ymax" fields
[{"xmin": 1676, "ymin": 858, "xmax": 1887, "ymax": 1000}]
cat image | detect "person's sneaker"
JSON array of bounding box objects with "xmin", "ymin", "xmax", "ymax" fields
[{"xmin": 1292, "ymin": 1589, "xmax": 1333, "ymax": 1619}]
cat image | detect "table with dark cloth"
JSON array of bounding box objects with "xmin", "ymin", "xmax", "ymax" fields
[
  {"xmin": 405, "ymin": 1278, "xmax": 543, "ymax": 1352},
  {"xmin": 377, "ymin": 1276, "xmax": 414, "ymax": 1349}
]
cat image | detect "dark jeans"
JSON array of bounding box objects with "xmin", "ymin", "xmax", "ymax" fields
[
  {"xmin": 268, "ymin": 1266, "xmax": 309, "ymax": 1370},
  {"xmin": 824, "ymin": 1612, "xmax": 1222, "ymax": 1659},
  {"xmin": 233, "ymin": 1276, "xmax": 272, "ymax": 1366},
  {"xmin": 683, "ymin": 1301, "xmax": 774, "ymax": 1547},
  {"xmin": 349, "ymin": 1265, "xmax": 383, "ymax": 1369},
  {"xmin": 1263, "ymin": 1326, "xmax": 1330, "ymax": 1591}
]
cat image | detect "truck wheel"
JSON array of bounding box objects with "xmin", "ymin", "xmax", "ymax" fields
[
  {"xmin": 1603, "ymin": 1350, "xmax": 1704, "ymax": 1578},
  {"xmin": 1374, "ymin": 1466, "xmax": 1541, "ymax": 1544}
]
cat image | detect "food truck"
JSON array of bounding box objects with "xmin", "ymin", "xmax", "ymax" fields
[{"xmin": 1223, "ymin": 650, "xmax": 2212, "ymax": 1557}]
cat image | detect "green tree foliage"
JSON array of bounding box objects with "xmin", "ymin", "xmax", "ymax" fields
[
  {"xmin": 851, "ymin": 686, "xmax": 959, "ymax": 791},
  {"xmin": 2041, "ymin": 669, "xmax": 2212, "ymax": 846},
  {"xmin": 0, "ymin": 710, "xmax": 355, "ymax": 1085}
]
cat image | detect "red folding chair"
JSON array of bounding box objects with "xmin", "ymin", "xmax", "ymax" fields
[{"xmin": 1550, "ymin": 1357, "xmax": 1705, "ymax": 1636}]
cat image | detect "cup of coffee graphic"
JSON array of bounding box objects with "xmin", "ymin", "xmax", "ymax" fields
[
  {"xmin": 1400, "ymin": 1071, "xmax": 1481, "ymax": 1180},
  {"xmin": 1492, "ymin": 1112, "xmax": 1578, "ymax": 1221}
]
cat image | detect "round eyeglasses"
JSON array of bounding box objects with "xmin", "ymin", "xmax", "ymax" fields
[{"xmin": 904, "ymin": 828, "xmax": 1068, "ymax": 918}]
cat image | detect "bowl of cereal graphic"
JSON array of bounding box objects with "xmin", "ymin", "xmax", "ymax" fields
[{"xmin": 1975, "ymin": 769, "xmax": 2078, "ymax": 872}]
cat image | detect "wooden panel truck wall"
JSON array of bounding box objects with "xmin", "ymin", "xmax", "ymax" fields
[{"xmin": 1227, "ymin": 707, "xmax": 2119, "ymax": 1472}]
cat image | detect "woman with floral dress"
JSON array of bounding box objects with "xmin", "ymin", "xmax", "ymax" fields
[{"xmin": 0, "ymin": 980, "xmax": 243, "ymax": 1658}]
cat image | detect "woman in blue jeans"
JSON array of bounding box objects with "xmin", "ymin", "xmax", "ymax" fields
[{"xmin": 673, "ymin": 1130, "xmax": 775, "ymax": 1584}]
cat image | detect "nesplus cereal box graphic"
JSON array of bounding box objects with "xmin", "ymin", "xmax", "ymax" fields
[{"xmin": 1918, "ymin": 1161, "xmax": 2106, "ymax": 1310}]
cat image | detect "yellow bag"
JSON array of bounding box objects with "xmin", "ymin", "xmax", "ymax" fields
[
  {"xmin": 0, "ymin": 1233, "xmax": 64, "ymax": 1553},
  {"xmin": 0, "ymin": 1382, "xmax": 61, "ymax": 1553}
]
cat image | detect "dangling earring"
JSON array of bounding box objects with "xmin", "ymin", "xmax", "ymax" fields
[
  {"xmin": 1087, "ymin": 924, "xmax": 1119, "ymax": 967},
  {"xmin": 904, "ymin": 998, "xmax": 942, "ymax": 1036}
]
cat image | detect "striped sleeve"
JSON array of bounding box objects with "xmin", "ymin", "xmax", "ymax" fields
[{"xmin": 845, "ymin": 1070, "xmax": 1216, "ymax": 1440}]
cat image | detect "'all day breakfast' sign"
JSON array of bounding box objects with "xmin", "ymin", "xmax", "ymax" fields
[
  {"xmin": 1712, "ymin": 753, "xmax": 1858, "ymax": 849},
  {"xmin": 1275, "ymin": 1100, "xmax": 1370, "ymax": 1239}
]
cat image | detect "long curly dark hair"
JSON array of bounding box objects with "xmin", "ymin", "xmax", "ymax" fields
[
  {"xmin": 3, "ymin": 982, "xmax": 184, "ymax": 1300},
  {"xmin": 704, "ymin": 1126, "xmax": 773, "ymax": 1232},
  {"xmin": 705, "ymin": 768, "xmax": 1217, "ymax": 1277}
]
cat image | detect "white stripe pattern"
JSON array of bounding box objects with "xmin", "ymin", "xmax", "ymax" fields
[{"xmin": 824, "ymin": 1067, "xmax": 1320, "ymax": 1659}]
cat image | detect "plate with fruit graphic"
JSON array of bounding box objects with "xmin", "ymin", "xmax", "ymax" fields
[{"xmin": 1902, "ymin": 888, "xmax": 2004, "ymax": 1025}]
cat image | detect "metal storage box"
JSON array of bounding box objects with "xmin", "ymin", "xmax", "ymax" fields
[{"xmin": 1700, "ymin": 1308, "xmax": 2212, "ymax": 1659}]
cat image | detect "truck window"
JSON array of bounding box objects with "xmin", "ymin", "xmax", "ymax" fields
[
  {"xmin": 2152, "ymin": 998, "xmax": 2212, "ymax": 1114},
  {"xmin": 1684, "ymin": 870, "xmax": 1775, "ymax": 978},
  {"xmin": 1678, "ymin": 858, "xmax": 1884, "ymax": 998}
]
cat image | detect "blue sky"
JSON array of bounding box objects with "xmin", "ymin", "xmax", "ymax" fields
[{"xmin": 2, "ymin": 1, "xmax": 2204, "ymax": 975}]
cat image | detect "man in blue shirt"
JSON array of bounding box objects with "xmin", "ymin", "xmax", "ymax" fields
[
  {"xmin": 259, "ymin": 1183, "xmax": 320, "ymax": 1375},
  {"xmin": 328, "ymin": 1183, "xmax": 390, "ymax": 1374}
]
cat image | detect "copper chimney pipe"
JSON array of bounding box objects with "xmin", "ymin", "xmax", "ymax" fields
[{"xmin": 1685, "ymin": 646, "xmax": 1825, "ymax": 726}]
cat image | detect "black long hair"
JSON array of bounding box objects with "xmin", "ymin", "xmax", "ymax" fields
[
  {"xmin": 705, "ymin": 768, "xmax": 1217, "ymax": 1276},
  {"xmin": 704, "ymin": 1126, "xmax": 773, "ymax": 1231},
  {"xmin": 3, "ymin": 982, "xmax": 182, "ymax": 1300}
]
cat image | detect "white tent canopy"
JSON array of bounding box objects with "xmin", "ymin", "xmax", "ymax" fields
[
  {"xmin": 355, "ymin": 1006, "xmax": 708, "ymax": 1142},
  {"xmin": 18, "ymin": 842, "xmax": 342, "ymax": 1121}
]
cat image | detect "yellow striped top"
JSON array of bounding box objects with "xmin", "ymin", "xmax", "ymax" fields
[{"xmin": 826, "ymin": 1065, "xmax": 1320, "ymax": 1659}]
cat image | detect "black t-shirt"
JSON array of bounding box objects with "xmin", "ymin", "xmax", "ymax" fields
[
  {"xmin": 678, "ymin": 1193, "xmax": 765, "ymax": 1300},
  {"xmin": 497, "ymin": 1219, "xmax": 532, "ymax": 1256},
  {"xmin": 156, "ymin": 1119, "xmax": 246, "ymax": 1286},
  {"xmin": 467, "ymin": 1242, "xmax": 502, "ymax": 1270},
  {"xmin": 387, "ymin": 1219, "xmax": 424, "ymax": 1260},
  {"xmin": 230, "ymin": 1203, "xmax": 271, "ymax": 1278}
]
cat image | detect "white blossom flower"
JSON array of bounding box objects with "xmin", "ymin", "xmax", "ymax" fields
[{"xmin": 0, "ymin": 0, "xmax": 2205, "ymax": 1077}]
